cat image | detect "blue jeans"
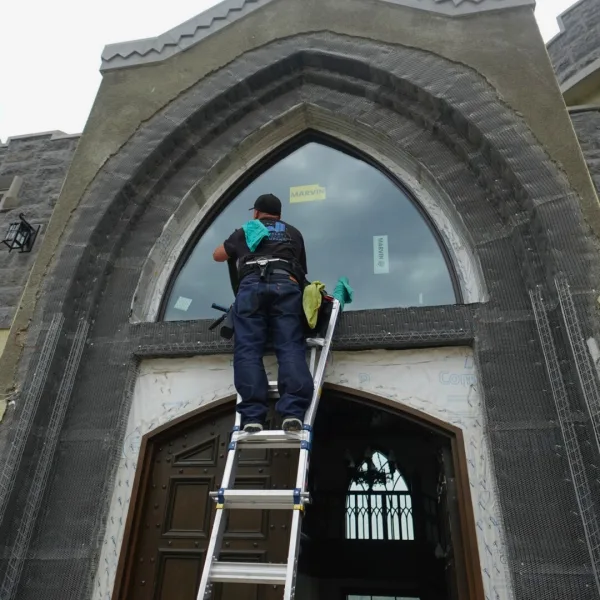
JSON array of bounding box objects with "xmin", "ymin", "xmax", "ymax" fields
[{"xmin": 232, "ymin": 273, "xmax": 314, "ymax": 425}]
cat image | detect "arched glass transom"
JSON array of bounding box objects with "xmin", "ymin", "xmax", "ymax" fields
[
  {"xmin": 163, "ymin": 141, "xmax": 457, "ymax": 320},
  {"xmin": 346, "ymin": 450, "xmax": 414, "ymax": 541}
]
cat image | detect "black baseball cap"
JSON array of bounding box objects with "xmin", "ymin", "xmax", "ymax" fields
[{"xmin": 250, "ymin": 193, "xmax": 282, "ymax": 216}]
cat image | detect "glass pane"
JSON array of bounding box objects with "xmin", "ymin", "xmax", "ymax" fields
[{"xmin": 163, "ymin": 142, "xmax": 456, "ymax": 321}]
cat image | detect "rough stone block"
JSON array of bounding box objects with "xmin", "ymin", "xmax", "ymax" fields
[
  {"xmin": 548, "ymin": 0, "xmax": 600, "ymax": 85},
  {"xmin": 0, "ymin": 133, "xmax": 78, "ymax": 325}
]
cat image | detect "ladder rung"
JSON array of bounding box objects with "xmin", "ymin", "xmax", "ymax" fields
[
  {"xmin": 234, "ymin": 429, "xmax": 306, "ymax": 449},
  {"xmin": 210, "ymin": 489, "xmax": 309, "ymax": 509},
  {"xmin": 307, "ymin": 337, "xmax": 325, "ymax": 347},
  {"xmin": 210, "ymin": 561, "xmax": 287, "ymax": 585},
  {"xmin": 268, "ymin": 381, "xmax": 279, "ymax": 398}
]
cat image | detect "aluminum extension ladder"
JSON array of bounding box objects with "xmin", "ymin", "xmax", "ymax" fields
[{"xmin": 196, "ymin": 298, "xmax": 342, "ymax": 600}]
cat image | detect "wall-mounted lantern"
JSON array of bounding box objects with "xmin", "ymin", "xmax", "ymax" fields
[{"xmin": 2, "ymin": 213, "xmax": 39, "ymax": 253}]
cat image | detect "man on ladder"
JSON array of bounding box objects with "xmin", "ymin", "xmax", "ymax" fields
[
  {"xmin": 212, "ymin": 193, "xmax": 314, "ymax": 434},
  {"xmin": 202, "ymin": 198, "xmax": 351, "ymax": 599}
]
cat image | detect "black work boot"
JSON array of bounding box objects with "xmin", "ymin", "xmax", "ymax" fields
[
  {"xmin": 243, "ymin": 422, "xmax": 264, "ymax": 434},
  {"xmin": 282, "ymin": 417, "xmax": 302, "ymax": 432}
]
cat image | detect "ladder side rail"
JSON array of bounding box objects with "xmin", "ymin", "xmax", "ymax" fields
[
  {"xmin": 218, "ymin": 401, "xmax": 243, "ymax": 496},
  {"xmin": 196, "ymin": 397, "xmax": 243, "ymax": 600},
  {"xmin": 304, "ymin": 299, "xmax": 341, "ymax": 427},
  {"xmin": 309, "ymin": 345, "xmax": 317, "ymax": 377},
  {"xmin": 197, "ymin": 509, "xmax": 228, "ymax": 600},
  {"xmin": 284, "ymin": 299, "xmax": 341, "ymax": 599},
  {"xmin": 295, "ymin": 299, "xmax": 341, "ymax": 494},
  {"xmin": 283, "ymin": 510, "xmax": 304, "ymax": 600}
]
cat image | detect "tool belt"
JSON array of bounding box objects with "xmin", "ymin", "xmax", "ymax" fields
[{"xmin": 238, "ymin": 256, "xmax": 304, "ymax": 284}]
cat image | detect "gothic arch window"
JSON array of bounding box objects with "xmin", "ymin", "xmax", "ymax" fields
[
  {"xmin": 346, "ymin": 450, "xmax": 414, "ymax": 541},
  {"xmin": 162, "ymin": 136, "xmax": 459, "ymax": 321}
]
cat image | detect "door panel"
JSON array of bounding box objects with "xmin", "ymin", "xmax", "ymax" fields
[
  {"xmin": 163, "ymin": 477, "xmax": 213, "ymax": 536},
  {"xmin": 156, "ymin": 550, "xmax": 204, "ymax": 600},
  {"xmin": 125, "ymin": 406, "xmax": 294, "ymax": 600}
]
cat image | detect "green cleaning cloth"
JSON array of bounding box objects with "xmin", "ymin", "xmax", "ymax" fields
[
  {"xmin": 242, "ymin": 220, "xmax": 269, "ymax": 252},
  {"xmin": 303, "ymin": 281, "xmax": 326, "ymax": 329},
  {"xmin": 333, "ymin": 277, "xmax": 354, "ymax": 310}
]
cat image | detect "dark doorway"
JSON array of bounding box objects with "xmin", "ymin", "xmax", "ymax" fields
[{"xmin": 298, "ymin": 391, "xmax": 463, "ymax": 600}]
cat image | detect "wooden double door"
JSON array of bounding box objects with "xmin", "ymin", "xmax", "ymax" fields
[
  {"xmin": 116, "ymin": 393, "xmax": 479, "ymax": 600},
  {"xmin": 117, "ymin": 402, "xmax": 295, "ymax": 600}
]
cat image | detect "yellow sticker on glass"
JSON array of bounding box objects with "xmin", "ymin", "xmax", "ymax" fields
[{"xmin": 289, "ymin": 184, "xmax": 326, "ymax": 203}]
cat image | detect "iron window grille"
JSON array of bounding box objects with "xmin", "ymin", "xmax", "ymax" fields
[
  {"xmin": 346, "ymin": 451, "xmax": 415, "ymax": 541},
  {"xmin": 346, "ymin": 491, "xmax": 414, "ymax": 541}
]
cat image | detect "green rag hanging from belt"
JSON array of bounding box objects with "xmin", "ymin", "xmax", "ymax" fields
[{"xmin": 303, "ymin": 281, "xmax": 326, "ymax": 328}]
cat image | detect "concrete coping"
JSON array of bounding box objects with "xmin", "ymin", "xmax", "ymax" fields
[
  {"xmin": 547, "ymin": 0, "xmax": 591, "ymax": 46},
  {"xmin": 560, "ymin": 57, "xmax": 600, "ymax": 97},
  {"xmin": 1, "ymin": 131, "xmax": 81, "ymax": 147},
  {"xmin": 100, "ymin": 0, "xmax": 536, "ymax": 72},
  {"xmin": 568, "ymin": 104, "xmax": 600, "ymax": 114}
]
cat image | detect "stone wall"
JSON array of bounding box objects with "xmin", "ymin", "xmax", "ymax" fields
[
  {"xmin": 547, "ymin": 0, "xmax": 600, "ymax": 87},
  {"xmin": 0, "ymin": 132, "xmax": 79, "ymax": 328},
  {"xmin": 573, "ymin": 109, "xmax": 600, "ymax": 189}
]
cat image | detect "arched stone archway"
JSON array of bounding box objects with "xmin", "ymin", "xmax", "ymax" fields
[{"xmin": 135, "ymin": 122, "xmax": 488, "ymax": 323}]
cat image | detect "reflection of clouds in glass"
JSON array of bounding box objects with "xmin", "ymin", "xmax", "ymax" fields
[
  {"xmin": 278, "ymin": 147, "xmax": 311, "ymax": 173},
  {"xmin": 164, "ymin": 142, "xmax": 456, "ymax": 320}
]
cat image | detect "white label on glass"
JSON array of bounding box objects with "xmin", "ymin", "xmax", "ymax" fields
[
  {"xmin": 174, "ymin": 296, "xmax": 192, "ymax": 311},
  {"xmin": 373, "ymin": 235, "xmax": 389, "ymax": 274}
]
